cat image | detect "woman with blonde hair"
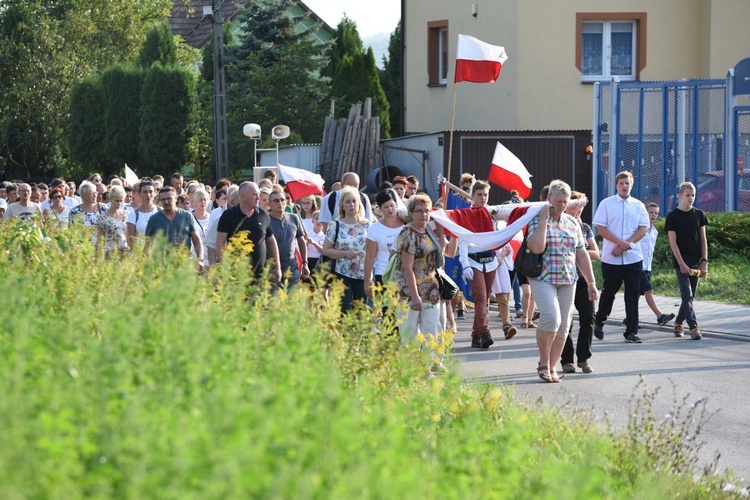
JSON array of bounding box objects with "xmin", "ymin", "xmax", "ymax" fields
[
  {"xmin": 97, "ymin": 185, "xmax": 129, "ymax": 254},
  {"xmin": 321, "ymin": 186, "xmax": 371, "ymax": 311},
  {"xmin": 526, "ymin": 180, "xmax": 598, "ymax": 383}
]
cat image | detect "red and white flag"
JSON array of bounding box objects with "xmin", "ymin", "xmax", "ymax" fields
[
  {"xmin": 277, "ymin": 164, "xmax": 325, "ymax": 201},
  {"xmin": 454, "ymin": 34, "xmax": 508, "ymax": 84},
  {"xmin": 430, "ymin": 202, "xmax": 547, "ymax": 252},
  {"xmin": 488, "ymin": 142, "xmax": 533, "ymax": 200}
]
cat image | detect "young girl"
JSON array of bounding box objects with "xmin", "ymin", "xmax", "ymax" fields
[{"xmin": 304, "ymin": 210, "xmax": 326, "ymax": 271}]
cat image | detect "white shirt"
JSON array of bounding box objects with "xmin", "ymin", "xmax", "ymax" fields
[
  {"xmin": 126, "ymin": 207, "xmax": 159, "ymax": 235},
  {"xmin": 592, "ymin": 194, "xmax": 649, "ymax": 265},
  {"xmin": 318, "ymin": 190, "xmax": 373, "ymax": 224},
  {"xmin": 302, "ymin": 218, "xmax": 324, "ymax": 259},
  {"xmin": 639, "ymin": 224, "xmax": 658, "ymax": 271},
  {"xmin": 366, "ymin": 221, "xmax": 403, "ymax": 275}
]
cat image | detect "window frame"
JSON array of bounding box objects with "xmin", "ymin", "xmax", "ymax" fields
[
  {"xmin": 576, "ymin": 12, "xmax": 647, "ymax": 83},
  {"xmin": 427, "ymin": 20, "xmax": 449, "ymax": 87}
]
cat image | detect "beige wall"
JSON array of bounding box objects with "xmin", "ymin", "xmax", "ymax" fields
[{"xmin": 404, "ymin": 0, "xmax": 750, "ymax": 134}]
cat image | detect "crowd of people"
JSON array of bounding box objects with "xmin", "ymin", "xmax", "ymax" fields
[{"xmin": 1, "ymin": 168, "xmax": 708, "ymax": 381}]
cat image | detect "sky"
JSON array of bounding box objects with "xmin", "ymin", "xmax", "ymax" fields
[{"xmin": 302, "ymin": 0, "xmax": 401, "ymax": 66}]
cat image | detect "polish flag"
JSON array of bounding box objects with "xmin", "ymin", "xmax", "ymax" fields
[
  {"xmin": 488, "ymin": 142, "xmax": 533, "ymax": 200},
  {"xmin": 454, "ymin": 34, "xmax": 508, "ymax": 84},
  {"xmin": 277, "ymin": 164, "xmax": 325, "ymax": 201}
]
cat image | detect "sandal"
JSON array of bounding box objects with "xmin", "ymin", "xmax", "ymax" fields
[
  {"xmin": 550, "ymin": 372, "xmax": 564, "ymax": 383},
  {"xmin": 528, "ymin": 321, "xmax": 538, "ymax": 329},
  {"xmin": 537, "ymin": 363, "xmax": 553, "ymax": 383},
  {"xmin": 521, "ymin": 321, "xmax": 528, "ymax": 328}
]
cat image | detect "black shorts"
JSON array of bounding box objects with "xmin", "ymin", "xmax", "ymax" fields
[{"xmin": 638, "ymin": 270, "xmax": 654, "ymax": 295}]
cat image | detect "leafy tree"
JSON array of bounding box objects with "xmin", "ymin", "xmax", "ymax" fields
[
  {"xmin": 139, "ymin": 65, "xmax": 196, "ymax": 173},
  {"xmin": 223, "ymin": 0, "xmax": 330, "ymax": 168},
  {"xmin": 381, "ymin": 21, "xmax": 403, "ymax": 137},
  {"xmin": 331, "ymin": 48, "xmax": 391, "ymax": 138},
  {"xmin": 323, "ymin": 16, "xmax": 363, "ymax": 79},
  {"xmin": 68, "ymin": 78, "xmax": 107, "ymax": 172},
  {"xmin": 139, "ymin": 23, "xmax": 178, "ymax": 69},
  {"xmin": 101, "ymin": 66, "xmax": 145, "ymax": 175},
  {"xmin": 326, "ymin": 17, "xmax": 390, "ymax": 138},
  {"xmin": 0, "ymin": 0, "xmax": 173, "ymax": 178}
]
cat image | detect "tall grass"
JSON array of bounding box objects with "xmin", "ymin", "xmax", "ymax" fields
[{"xmin": 0, "ymin": 219, "xmax": 739, "ymax": 498}]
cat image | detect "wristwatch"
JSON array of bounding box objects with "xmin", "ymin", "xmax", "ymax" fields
[{"xmin": 628, "ymin": 241, "xmax": 636, "ymax": 250}]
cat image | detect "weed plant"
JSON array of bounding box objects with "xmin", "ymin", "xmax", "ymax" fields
[{"xmin": 0, "ymin": 219, "xmax": 740, "ymax": 498}]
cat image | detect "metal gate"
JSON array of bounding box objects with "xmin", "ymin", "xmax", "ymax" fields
[{"xmin": 733, "ymin": 107, "xmax": 750, "ymax": 211}]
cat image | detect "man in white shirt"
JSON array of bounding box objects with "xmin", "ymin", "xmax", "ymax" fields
[
  {"xmin": 592, "ymin": 171, "xmax": 650, "ymax": 343},
  {"xmin": 3, "ymin": 183, "xmax": 41, "ymax": 221},
  {"xmin": 319, "ymin": 172, "xmax": 372, "ymax": 231}
]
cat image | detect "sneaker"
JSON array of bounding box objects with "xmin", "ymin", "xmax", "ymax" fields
[
  {"xmin": 480, "ymin": 334, "xmax": 495, "ymax": 349},
  {"xmin": 471, "ymin": 337, "xmax": 482, "ymax": 348},
  {"xmin": 657, "ymin": 313, "xmax": 676, "ymax": 326},
  {"xmin": 594, "ymin": 324, "xmax": 604, "ymax": 340},
  {"xmin": 690, "ymin": 328, "xmax": 702, "ymax": 340},
  {"xmin": 626, "ymin": 333, "xmax": 643, "ymax": 343},
  {"xmin": 456, "ymin": 309, "xmax": 465, "ymax": 319},
  {"xmin": 503, "ymin": 325, "xmax": 517, "ymax": 340},
  {"xmin": 515, "ymin": 309, "xmax": 524, "ymax": 318},
  {"xmin": 673, "ymin": 323, "xmax": 684, "ymax": 337},
  {"xmin": 561, "ymin": 363, "xmax": 576, "ymax": 373},
  {"xmin": 578, "ymin": 361, "xmax": 593, "ymax": 373}
]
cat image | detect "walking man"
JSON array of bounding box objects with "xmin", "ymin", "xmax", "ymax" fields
[
  {"xmin": 267, "ymin": 187, "xmax": 309, "ymax": 287},
  {"xmin": 145, "ymin": 187, "xmax": 204, "ymax": 271},
  {"xmin": 592, "ymin": 171, "xmax": 650, "ymax": 343}
]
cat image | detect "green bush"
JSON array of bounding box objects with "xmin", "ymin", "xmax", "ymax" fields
[{"xmin": 0, "ymin": 220, "xmax": 738, "ymax": 498}]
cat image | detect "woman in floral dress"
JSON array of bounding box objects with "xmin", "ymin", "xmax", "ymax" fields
[{"xmin": 97, "ymin": 186, "xmax": 129, "ymax": 255}]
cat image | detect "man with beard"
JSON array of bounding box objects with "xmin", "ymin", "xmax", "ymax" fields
[{"xmin": 145, "ymin": 186, "xmax": 204, "ymax": 271}]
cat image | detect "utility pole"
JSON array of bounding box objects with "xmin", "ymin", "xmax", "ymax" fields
[{"xmin": 210, "ymin": 0, "xmax": 229, "ymax": 181}]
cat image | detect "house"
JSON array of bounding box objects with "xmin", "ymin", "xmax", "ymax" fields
[
  {"xmin": 169, "ymin": 0, "xmax": 334, "ymax": 49},
  {"xmin": 397, "ymin": 0, "xmax": 750, "ymax": 206}
]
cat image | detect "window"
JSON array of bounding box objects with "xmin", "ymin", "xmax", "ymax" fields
[
  {"xmin": 576, "ymin": 13, "xmax": 647, "ymax": 82},
  {"xmin": 428, "ymin": 20, "xmax": 449, "ymax": 86}
]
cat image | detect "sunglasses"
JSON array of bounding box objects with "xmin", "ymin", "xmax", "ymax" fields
[{"xmin": 51, "ymin": 195, "xmax": 63, "ymax": 199}]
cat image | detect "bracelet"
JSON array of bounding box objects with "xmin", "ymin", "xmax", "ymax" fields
[
  {"xmin": 588, "ymin": 281, "xmax": 596, "ymax": 286},
  {"xmin": 700, "ymin": 258, "xmax": 708, "ymax": 263}
]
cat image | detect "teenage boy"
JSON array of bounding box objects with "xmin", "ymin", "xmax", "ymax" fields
[
  {"xmin": 623, "ymin": 202, "xmax": 675, "ymax": 328},
  {"xmin": 592, "ymin": 171, "xmax": 650, "ymax": 343},
  {"xmin": 664, "ymin": 182, "xmax": 708, "ymax": 340}
]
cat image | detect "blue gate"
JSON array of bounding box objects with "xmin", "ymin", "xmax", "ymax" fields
[{"xmin": 593, "ymin": 65, "xmax": 750, "ymax": 213}]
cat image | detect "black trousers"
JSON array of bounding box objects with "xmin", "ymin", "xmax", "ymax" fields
[
  {"xmin": 595, "ymin": 261, "xmax": 643, "ymax": 338},
  {"xmin": 562, "ymin": 278, "xmax": 595, "ymax": 364}
]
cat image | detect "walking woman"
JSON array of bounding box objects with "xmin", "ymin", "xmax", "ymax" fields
[
  {"xmin": 322, "ymin": 186, "xmax": 371, "ymax": 311},
  {"xmin": 364, "ymin": 188, "xmax": 404, "ymax": 297},
  {"xmin": 97, "ymin": 186, "xmax": 130, "ymax": 255},
  {"xmin": 43, "ymin": 187, "xmax": 71, "ymax": 229},
  {"xmin": 526, "ymin": 180, "xmax": 598, "ymax": 383},
  {"xmin": 394, "ymin": 194, "xmax": 443, "ymax": 343}
]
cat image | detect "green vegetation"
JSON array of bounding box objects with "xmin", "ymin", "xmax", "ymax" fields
[
  {"xmin": 593, "ymin": 212, "xmax": 750, "ymax": 305},
  {"xmin": 0, "ymin": 219, "xmax": 740, "ymax": 498}
]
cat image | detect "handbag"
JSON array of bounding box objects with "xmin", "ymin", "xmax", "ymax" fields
[
  {"xmin": 436, "ymin": 268, "xmax": 459, "ymax": 300},
  {"xmin": 514, "ymin": 235, "xmax": 544, "ymax": 278},
  {"xmin": 319, "ymin": 220, "xmax": 340, "ymax": 273}
]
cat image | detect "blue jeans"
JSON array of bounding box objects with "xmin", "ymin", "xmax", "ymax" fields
[
  {"xmin": 674, "ymin": 270, "xmax": 699, "ymax": 329},
  {"xmin": 512, "ymin": 272, "xmax": 522, "ymax": 311}
]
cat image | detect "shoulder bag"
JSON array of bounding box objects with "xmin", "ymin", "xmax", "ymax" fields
[{"xmin": 514, "ymin": 234, "xmax": 545, "ymax": 278}]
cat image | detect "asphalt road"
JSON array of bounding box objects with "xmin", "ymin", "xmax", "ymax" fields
[{"xmin": 453, "ymin": 310, "xmax": 750, "ymax": 483}]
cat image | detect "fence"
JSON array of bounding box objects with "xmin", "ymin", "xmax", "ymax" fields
[{"xmin": 593, "ymin": 70, "xmax": 750, "ymax": 213}]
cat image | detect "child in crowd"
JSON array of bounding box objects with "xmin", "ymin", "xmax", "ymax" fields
[
  {"xmin": 623, "ymin": 202, "xmax": 675, "ymax": 328},
  {"xmin": 665, "ymin": 182, "xmax": 709, "ymax": 340}
]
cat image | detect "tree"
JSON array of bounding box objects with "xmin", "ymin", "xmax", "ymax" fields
[
  {"xmin": 101, "ymin": 66, "xmax": 145, "ymax": 175},
  {"xmin": 330, "ymin": 48, "xmax": 391, "ymax": 138},
  {"xmin": 223, "ymin": 0, "xmax": 330, "ymax": 169},
  {"xmin": 139, "ymin": 65, "xmax": 196, "ymax": 173},
  {"xmin": 323, "ymin": 16, "xmax": 363, "ymax": 79},
  {"xmin": 139, "ymin": 23, "xmax": 178, "ymax": 69},
  {"xmin": 0, "ymin": 0, "xmax": 173, "ymax": 178},
  {"xmin": 68, "ymin": 78, "xmax": 107, "ymax": 173},
  {"xmin": 381, "ymin": 21, "xmax": 403, "ymax": 137},
  {"xmin": 326, "ymin": 18, "xmax": 391, "ymax": 138}
]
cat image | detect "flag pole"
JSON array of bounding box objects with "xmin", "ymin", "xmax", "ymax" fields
[
  {"xmin": 446, "ymin": 81, "xmax": 458, "ymax": 184},
  {"xmin": 439, "ymin": 175, "xmax": 472, "ymax": 202}
]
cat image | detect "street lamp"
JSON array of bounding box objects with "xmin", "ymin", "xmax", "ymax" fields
[
  {"xmin": 271, "ymin": 125, "xmax": 290, "ymax": 166},
  {"xmin": 243, "ymin": 123, "xmax": 261, "ymax": 168}
]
